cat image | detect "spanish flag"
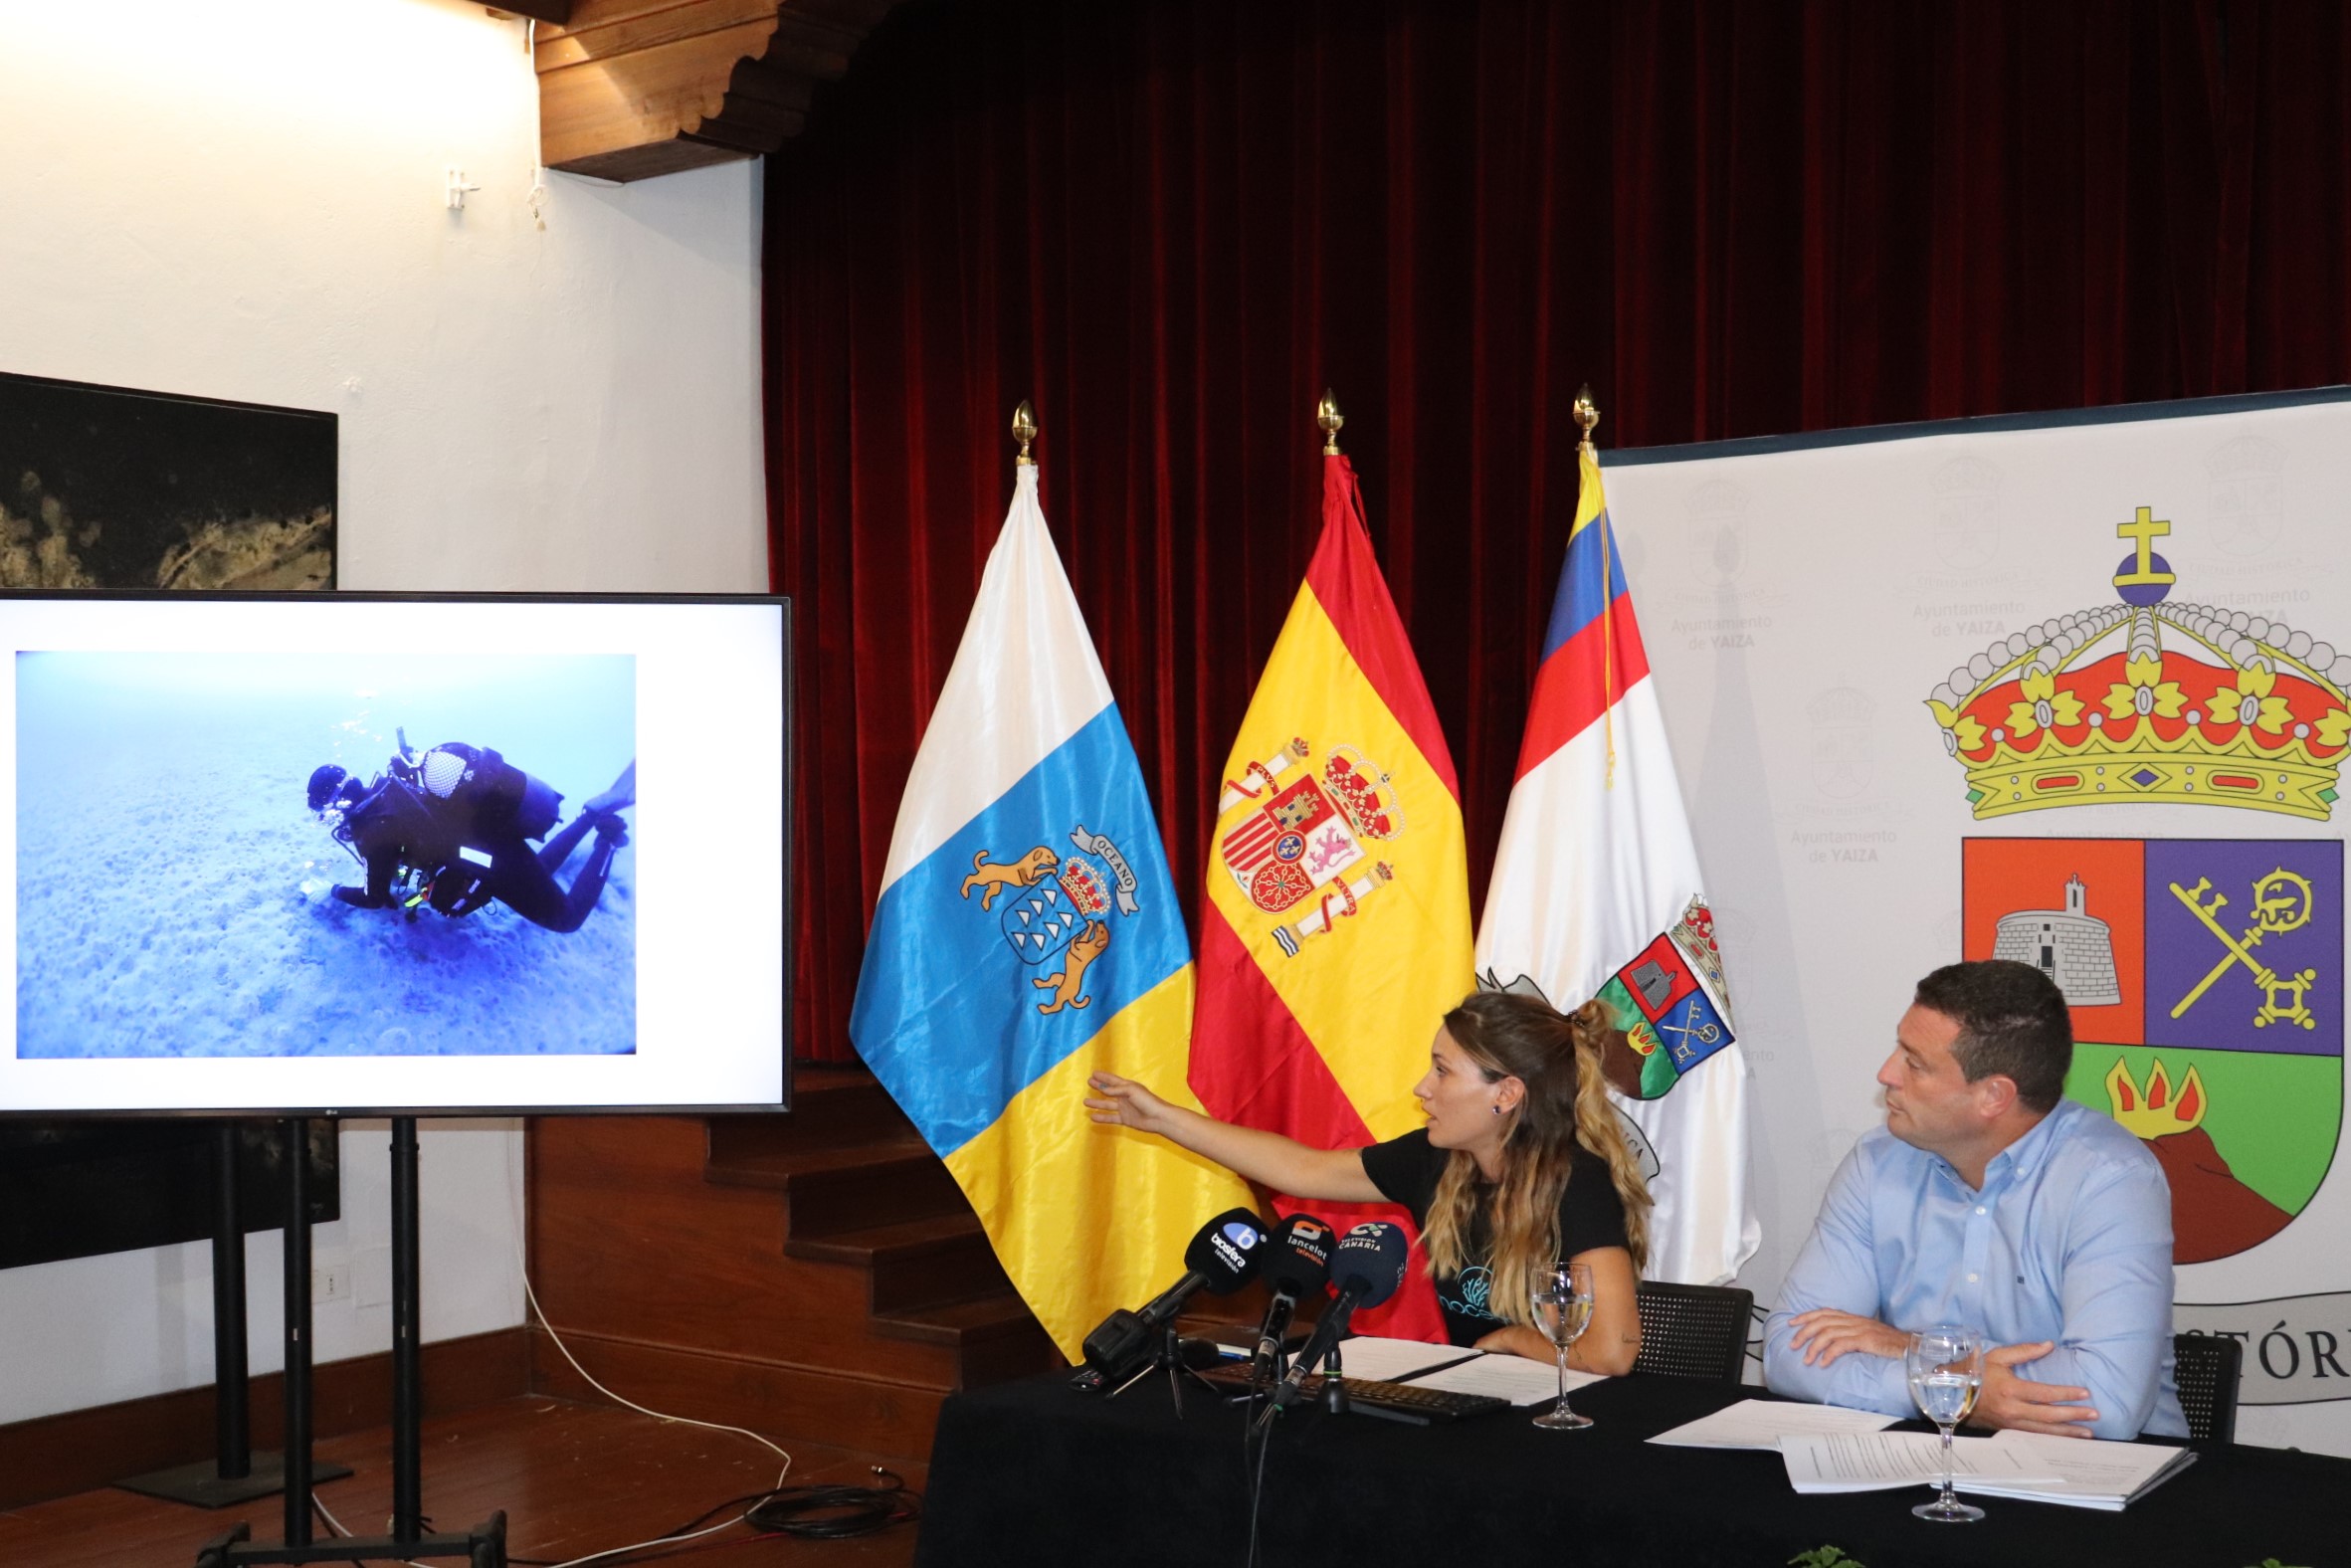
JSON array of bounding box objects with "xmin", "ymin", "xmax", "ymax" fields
[{"xmin": 1190, "ymin": 450, "xmax": 1474, "ymax": 1339}]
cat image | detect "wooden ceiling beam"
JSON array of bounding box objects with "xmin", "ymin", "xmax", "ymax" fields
[{"xmin": 533, "ymin": 0, "xmax": 901, "ymax": 183}]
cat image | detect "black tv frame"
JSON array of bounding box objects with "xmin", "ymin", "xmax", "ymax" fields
[{"xmin": 0, "ymin": 588, "xmax": 793, "ymax": 1120}]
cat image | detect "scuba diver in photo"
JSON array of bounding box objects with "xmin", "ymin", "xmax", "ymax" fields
[{"xmin": 306, "ymin": 730, "xmax": 634, "ymax": 934}]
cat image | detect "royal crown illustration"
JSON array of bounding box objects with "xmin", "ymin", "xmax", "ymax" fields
[
  {"xmin": 1924, "ymin": 508, "xmax": 2350, "ymax": 820},
  {"xmin": 1321, "ymin": 746, "xmax": 1403, "ymax": 840}
]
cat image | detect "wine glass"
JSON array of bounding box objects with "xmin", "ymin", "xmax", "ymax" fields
[
  {"xmin": 1906, "ymin": 1325, "xmax": 1986, "ymax": 1522},
  {"xmin": 1529, "ymin": 1261, "xmax": 1595, "ymax": 1430}
]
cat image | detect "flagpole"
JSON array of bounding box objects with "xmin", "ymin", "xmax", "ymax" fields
[
  {"xmin": 1316, "ymin": 389, "xmax": 1343, "ymax": 455},
  {"xmin": 1012, "ymin": 399, "xmax": 1038, "ymax": 467},
  {"xmin": 1577, "ymin": 385, "xmax": 1619, "ymax": 787}
]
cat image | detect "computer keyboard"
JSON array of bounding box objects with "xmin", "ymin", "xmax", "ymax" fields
[{"xmin": 1199, "ymin": 1363, "xmax": 1511, "ymax": 1425}]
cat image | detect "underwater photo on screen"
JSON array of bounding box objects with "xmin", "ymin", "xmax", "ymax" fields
[{"xmin": 17, "ymin": 650, "xmax": 637, "ymax": 1058}]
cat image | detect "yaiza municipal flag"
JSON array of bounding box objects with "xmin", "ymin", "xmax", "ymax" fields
[
  {"xmin": 1476, "ymin": 447, "xmax": 1759, "ymax": 1285},
  {"xmin": 850, "ymin": 464, "xmax": 1252, "ymax": 1360}
]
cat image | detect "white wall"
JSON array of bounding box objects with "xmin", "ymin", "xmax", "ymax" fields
[{"xmin": 0, "ymin": 0, "xmax": 765, "ymax": 1424}]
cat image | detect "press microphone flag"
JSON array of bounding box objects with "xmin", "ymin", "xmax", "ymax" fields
[
  {"xmin": 1251, "ymin": 1214, "xmax": 1335, "ymax": 1383},
  {"xmin": 1266, "ymin": 1222, "xmax": 1409, "ymax": 1415},
  {"xmin": 1078, "ymin": 1209, "xmax": 1268, "ymax": 1385}
]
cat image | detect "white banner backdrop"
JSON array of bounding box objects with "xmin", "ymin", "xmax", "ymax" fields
[{"xmin": 1607, "ymin": 389, "xmax": 2351, "ymax": 1456}]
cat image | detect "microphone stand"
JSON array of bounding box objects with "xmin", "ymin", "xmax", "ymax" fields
[
  {"xmin": 1104, "ymin": 1321, "xmax": 1226, "ymax": 1417},
  {"xmin": 1319, "ymin": 1342, "xmax": 1347, "ymax": 1416}
]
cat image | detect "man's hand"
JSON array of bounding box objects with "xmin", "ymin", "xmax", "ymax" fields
[
  {"xmin": 1966, "ymin": 1341, "xmax": 2098, "ymax": 1438},
  {"xmin": 1785, "ymin": 1309, "xmax": 1907, "ymax": 1368}
]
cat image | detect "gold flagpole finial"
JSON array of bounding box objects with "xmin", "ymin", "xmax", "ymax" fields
[
  {"xmin": 1574, "ymin": 385, "xmax": 1600, "ymax": 454},
  {"xmin": 1316, "ymin": 389, "xmax": 1344, "ymax": 456},
  {"xmin": 1012, "ymin": 400, "xmax": 1039, "ymax": 467}
]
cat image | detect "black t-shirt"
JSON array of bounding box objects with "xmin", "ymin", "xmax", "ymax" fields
[{"xmin": 1360, "ymin": 1129, "xmax": 1631, "ymax": 1348}]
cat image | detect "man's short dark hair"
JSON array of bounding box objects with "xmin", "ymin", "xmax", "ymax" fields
[{"xmin": 1913, "ymin": 960, "xmax": 2072, "ymax": 1113}]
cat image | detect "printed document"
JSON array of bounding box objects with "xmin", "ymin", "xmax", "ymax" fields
[
  {"xmin": 1781, "ymin": 1431, "xmax": 2059, "ymax": 1493},
  {"xmin": 1400, "ymin": 1354, "xmax": 1604, "ymax": 1405},
  {"xmin": 1331, "ymin": 1336, "xmax": 1479, "ymax": 1383},
  {"xmin": 1650, "ymin": 1399, "xmax": 1900, "ymax": 1451}
]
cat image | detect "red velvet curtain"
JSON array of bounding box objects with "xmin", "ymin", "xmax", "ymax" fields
[{"xmin": 766, "ymin": 0, "xmax": 2351, "ymax": 1063}]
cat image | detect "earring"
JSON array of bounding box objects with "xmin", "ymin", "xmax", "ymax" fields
[{"xmin": 1490, "ymin": 1103, "xmax": 1503, "ymax": 1115}]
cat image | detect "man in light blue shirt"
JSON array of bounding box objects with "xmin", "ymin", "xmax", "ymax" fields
[{"xmin": 1764, "ymin": 960, "xmax": 2186, "ymax": 1440}]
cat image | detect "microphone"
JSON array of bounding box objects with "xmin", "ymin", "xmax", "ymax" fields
[
  {"xmin": 1250, "ymin": 1214, "xmax": 1335, "ymax": 1385},
  {"xmin": 1074, "ymin": 1208, "xmax": 1269, "ymax": 1389},
  {"xmin": 1263, "ymin": 1221, "xmax": 1409, "ymax": 1419}
]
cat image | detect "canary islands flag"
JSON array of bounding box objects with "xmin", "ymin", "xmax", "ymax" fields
[
  {"xmin": 1476, "ymin": 448, "xmax": 1758, "ymax": 1285},
  {"xmin": 850, "ymin": 466, "xmax": 1252, "ymax": 1361},
  {"xmin": 1191, "ymin": 452, "xmax": 1474, "ymax": 1340}
]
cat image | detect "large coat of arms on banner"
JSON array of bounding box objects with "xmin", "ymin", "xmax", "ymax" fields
[
  {"xmin": 1215, "ymin": 738, "xmax": 1403, "ymax": 956},
  {"xmin": 1930, "ymin": 508, "xmax": 2348, "ymax": 1263}
]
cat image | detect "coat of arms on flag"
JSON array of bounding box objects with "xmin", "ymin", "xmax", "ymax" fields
[
  {"xmin": 1585, "ymin": 896, "xmax": 1737, "ymax": 1099},
  {"xmin": 1215, "ymin": 737, "xmax": 1403, "ymax": 955},
  {"xmin": 965, "ymin": 826, "xmax": 1142, "ymax": 1013}
]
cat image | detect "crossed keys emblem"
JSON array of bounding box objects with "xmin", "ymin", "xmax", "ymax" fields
[
  {"xmin": 1658, "ymin": 996, "xmax": 1722, "ymax": 1061},
  {"xmin": 2167, "ymin": 869, "xmax": 2320, "ymax": 1031}
]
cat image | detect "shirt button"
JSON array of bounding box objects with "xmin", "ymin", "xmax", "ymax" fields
[
  {"xmin": 1976, "ymin": 1207, "xmax": 1986, "ymax": 1216},
  {"xmin": 1968, "ymin": 1273, "xmax": 1979, "ymax": 1282}
]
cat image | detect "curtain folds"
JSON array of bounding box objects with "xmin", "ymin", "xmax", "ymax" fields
[{"xmin": 766, "ymin": 0, "xmax": 2351, "ymax": 1063}]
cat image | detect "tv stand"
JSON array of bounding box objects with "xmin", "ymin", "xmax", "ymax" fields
[
  {"xmin": 119, "ymin": 1123, "xmax": 350, "ymax": 1508},
  {"xmin": 194, "ymin": 1117, "xmax": 507, "ymax": 1568}
]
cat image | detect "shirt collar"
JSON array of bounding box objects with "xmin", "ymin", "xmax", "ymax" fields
[{"xmin": 1978, "ymin": 1098, "xmax": 2073, "ymax": 1188}]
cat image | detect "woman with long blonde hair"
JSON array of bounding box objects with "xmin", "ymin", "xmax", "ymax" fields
[{"xmin": 1085, "ymin": 988, "xmax": 1652, "ymax": 1372}]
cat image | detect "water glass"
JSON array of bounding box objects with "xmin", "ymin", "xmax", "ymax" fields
[
  {"xmin": 1906, "ymin": 1324, "xmax": 1986, "ymax": 1522},
  {"xmin": 1529, "ymin": 1261, "xmax": 1595, "ymax": 1430}
]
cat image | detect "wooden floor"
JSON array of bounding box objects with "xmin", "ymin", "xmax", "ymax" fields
[{"xmin": 0, "ymin": 1397, "xmax": 925, "ymax": 1568}]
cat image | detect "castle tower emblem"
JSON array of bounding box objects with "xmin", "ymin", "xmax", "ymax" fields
[
  {"xmin": 1924, "ymin": 507, "xmax": 2350, "ymax": 819},
  {"xmin": 1992, "ymin": 874, "xmax": 2120, "ymax": 1005}
]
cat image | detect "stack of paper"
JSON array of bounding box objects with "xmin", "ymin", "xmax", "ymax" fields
[
  {"xmin": 1326, "ymin": 1336, "xmax": 1479, "ymax": 1383},
  {"xmin": 1779, "ymin": 1430, "xmax": 2059, "ymax": 1494},
  {"xmin": 1957, "ymin": 1431, "xmax": 2199, "ymax": 1510},
  {"xmin": 1313, "ymin": 1335, "xmax": 1608, "ymax": 1406},
  {"xmin": 1772, "ymin": 1426, "xmax": 2197, "ymax": 1510},
  {"xmin": 1399, "ymin": 1354, "xmax": 1605, "ymax": 1405},
  {"xmin": 1649, "ymin": 1399, "xmax": 1899, "ymax": 1451}
]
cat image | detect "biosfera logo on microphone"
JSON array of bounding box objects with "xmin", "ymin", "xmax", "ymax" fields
[{"xmin": 1211, "ymin": 1220, "xmax": 1264, "ymax": 1275}]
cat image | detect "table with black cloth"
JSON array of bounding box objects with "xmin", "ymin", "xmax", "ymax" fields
[{"xmin": 914, "ymin": 1368, "xmax": 2350, "ymax": 1567}]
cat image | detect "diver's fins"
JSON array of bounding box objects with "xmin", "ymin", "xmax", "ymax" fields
[{"xmin": 583, "ymin": 760, "xmax": 636, "ymax": 816}]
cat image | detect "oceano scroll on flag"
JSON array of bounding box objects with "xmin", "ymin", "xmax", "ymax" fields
[
  {"xmin": 849, "ymin": 464, "xmax": 1252, "ymax": 1360},
  {"xmin": 1476, "ymin": 445, "xmax": 1759, "ymax": 1287}
]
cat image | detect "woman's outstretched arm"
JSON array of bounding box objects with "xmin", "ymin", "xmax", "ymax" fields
[{"xmin": 1085, "ymin": 1072, "xmax": 1385, "ymax": 1205}]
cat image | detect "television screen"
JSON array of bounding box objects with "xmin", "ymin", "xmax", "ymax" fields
[{"xmin": 0, "ymin": 593, "xmax": 789, "ymax": 1116}]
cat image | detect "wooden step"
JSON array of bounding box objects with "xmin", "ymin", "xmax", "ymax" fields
[
  {"xmin": 708, "ymin": 1070, "xmax": 915, "ymax": 1166},
  {"xmin": 714, "ymin": 1141, "xmax": 969, "ymax": 1239},
  {"xmin": 875, "ymin": 1292, "xmax": 1064, "ymax": 1388},
  {"xmin": 785, "ymin": 1212, "xmax": 1013, "ymax": 1314}
]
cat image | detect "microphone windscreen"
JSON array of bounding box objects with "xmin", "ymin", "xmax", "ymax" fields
[
  {"xmin": 1262, "ymin": 1214, "xmax": 1335, "ymax": 1298},
  {"xmin": 1328, "ymin": 1221, "xmax": 1410, "ymax": 1307},
  {"xmin": 1182, "ymin": 1208, "xmax": 1271, "ymax": 1293}
]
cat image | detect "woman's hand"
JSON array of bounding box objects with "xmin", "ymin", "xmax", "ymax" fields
[
  {"xmin": 1081, "ymin": 1073, "xmax": 1386, "ymax": 1204},
  {"xmin": 1085, "ymin": 1071, "xmax": 1179, "ymax": 1136}
]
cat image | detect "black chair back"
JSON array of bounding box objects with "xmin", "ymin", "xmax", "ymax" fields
[
  {"xmin": 1633, "ymin": 1280, "xmax": 1753, "ymax": 1384},
  {"xmin": 2173, "ymin": 1331, "xmax": 2241, "ymax": 1445}
]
